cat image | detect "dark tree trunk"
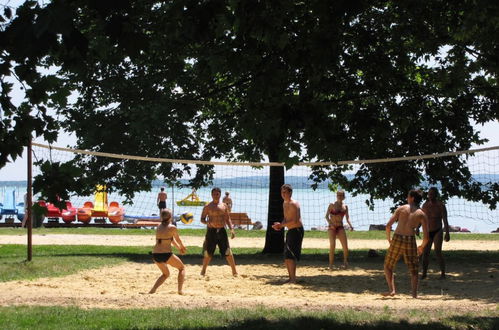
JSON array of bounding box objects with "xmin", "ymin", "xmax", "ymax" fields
[{"xmin": 262, "ymin": 150, "xmax": 285, "ymax": 254}]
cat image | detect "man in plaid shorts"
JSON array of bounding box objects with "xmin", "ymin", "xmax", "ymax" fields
[{"xmin": 383, "ymin": 189, "xmax": 429, "ymax": 298}]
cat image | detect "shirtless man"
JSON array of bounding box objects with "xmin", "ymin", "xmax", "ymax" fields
[
  {"xmin": 272, "ymin": 184, "xmax": 304, "ymax": 284},
  {"xmin": 421, "ymin": 187, "xmax": 450, "ymax": 279},
  {"xmin": 222, "ymin": 192, "xmax": 233, "ymax": 212},
  {"xmin": 157, "ymin": 187, "xmax": 167, "ymax": 212},
  {"xmin": 200, "ymin": 187, "xmax": 238, "ymax": 276},
  {"xmin": 383, "ymin": 189, "xmax": 429, "ymax": 298}
]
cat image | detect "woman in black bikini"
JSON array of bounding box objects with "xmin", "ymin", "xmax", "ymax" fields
[
  {"xmin": 149, "ymin": 209, "xmax": 186, "ymax": 294},
  {"xmin": 325, "ymin": 190, "xmax": 354, "ymax": 269}
]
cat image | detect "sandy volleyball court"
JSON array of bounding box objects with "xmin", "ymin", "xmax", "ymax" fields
[
  {"xmin": 1, "ymin": 234, "xmax": 498, "ymax": 250},
  {"xmin": 0, "ymin": 234, "xmax": 498, "ymax": 312}
]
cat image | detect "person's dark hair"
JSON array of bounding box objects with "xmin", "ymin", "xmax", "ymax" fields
[
  {"xmin": 160, "ymin": 187, "xmax": 165, "ymax": 191},
  {"xmin": 428, "ymin": 187, "xmax": 439, "ymax": 195},
  {"xmin": 211, "ymin": 187, "xmax": 221, "ymax": 193},
  {"xmin": 160, "ymin": 209, "xmax": 172, "ymax": 224},
  {"xmin": 409, "ymin": 189, "xmax": 423, "ymax": 204},
  {"xmin": 281, "ymin": 184, "xmax": 293, "ymax": 194}
]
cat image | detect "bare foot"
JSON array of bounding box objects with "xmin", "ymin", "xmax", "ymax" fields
[
  {"xmin": 282, "ymin": 279, "xmax": 296, "ymax": 285},
  {"xmin": 381, "ymin": 292, "xmax": 395, "ymax": 297},
  {"xmin": 340, "ymin": 263, "xmax": 348, "ymax": 270},
  {"xmin": 200, "ymin": 271, "xmax": 206, "ymax": 276},
  {"xmin": 232, "ymin": 272, "xmax": 238, "ymax": 277},
  {"xmin": 178, "ymin": 291, "xmax": 184, "ymax": 295},
  {"xmin": 328, "ymin": 265, "xmax": 335, "ymax": 270},
  {"xmin": 148, "ymin": 289, "xmax": 156, "ymax": 294}
]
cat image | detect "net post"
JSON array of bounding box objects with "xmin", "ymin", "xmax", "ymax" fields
[{"xmin": 27, "ymin": 139, "xmax": 33, "ymax": 261}]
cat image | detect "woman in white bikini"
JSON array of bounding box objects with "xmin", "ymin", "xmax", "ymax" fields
[
  {"xmin": 149, "ymin": 209, "xmax": 186, "ymax": 294},
  {"xmin": 325, "ymin": 190, "xmax": 353, "ymax": 269}
]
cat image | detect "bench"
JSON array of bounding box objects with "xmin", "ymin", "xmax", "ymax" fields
[{"xmin": 229, "ymin": 212, "xmax": 253, "ymax": 230}]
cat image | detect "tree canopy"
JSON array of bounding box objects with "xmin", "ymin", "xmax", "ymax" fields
[{"xmin": 1, "ymin": 0, "xmax": 498, "ymax": 214}]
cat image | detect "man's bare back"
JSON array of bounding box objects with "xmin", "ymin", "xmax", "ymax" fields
[
  {"xmin": 157, "ymin": 192, "xmax": 167, "ymax": 201},
  {"xmin": 393, "ymin": 205, "xmax": 427, "ymax": 236}
]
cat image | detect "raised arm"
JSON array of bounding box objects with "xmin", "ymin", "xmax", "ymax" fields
[
  {"xmin": 345, "ymin": 205, "xmax": 353, "ymax": 230},
  {"xmin": 418, "ymin": 212, "xmax": 429, "ymax": 255},
  {"xmin": 385, "ymin": 208, "xmax": 399, "ymax": 243},
  {"xmin": 200, "ymin": 206, "xmax": 208, "ymax": 225},
  {"xmin": 325, "ymin": 204, "xmax": 332, "ymax": 224},
  {"xmin": 442, "ymin": 203, "xmax": 450, "ymax": 242},
  {"xmin": 172, "ymin": 227, "xmax": 186, "ymax": 254},
  {"xmin": 224, "ymin": 206, "xmax": 235, "ymax": 239}
]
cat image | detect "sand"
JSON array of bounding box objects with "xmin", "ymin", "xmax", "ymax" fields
[{"xmin": 0, "ymin": 234, "xmax": 498, "ymax": 312}]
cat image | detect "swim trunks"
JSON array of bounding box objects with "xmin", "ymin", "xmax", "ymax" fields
[
  {"xmin": 429, "ymin": 228, "xmax": 443, "ymax": 240},
  {"xmin": 203, "ymin": 227, "xmax": 231, "ymax": 257},
  {"xmin": 152, "ymin": 252, "xmax": 172, "ymax": 263},
  {"xmin": 158, "ymin": 201, "xmax": 167, "ymax": 209},
  {"xmin": 285, "ymin": 227, "xmax": 304, "ymax": 261},
  {"xmin": 384, "ymin": 233, "xmax": 419, "ymax": 275}
]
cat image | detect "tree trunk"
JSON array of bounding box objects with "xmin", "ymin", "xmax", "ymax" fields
[{"xmin": 262, "ymin": 151, "xmax": 285, "ymax": 254}]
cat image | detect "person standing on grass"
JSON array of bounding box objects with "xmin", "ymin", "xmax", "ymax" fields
[
  {"xmin": 325, "ymin": 190, "xmax": 354, "ymax": 270},
  {"xmin": 149, "ymin": 209, "xmax": 186, "ymax": 295},
  {"xmin": 383, "ymin": 189, "xmax": 429, "ymax": 298},
  {"xmin": 272, "ymin": 184, "xmax": 304, "ymax": 284},
  {"xmin": 157, "ymin": 187, "xmax": 167, "ymax": 212},
  {"xmin": 421, "ymin": 187, "xmax": 450, "ymax": 279},
  {"xmin": 200, "ymin": 187, "xmax": 238, "ymax": 276}
]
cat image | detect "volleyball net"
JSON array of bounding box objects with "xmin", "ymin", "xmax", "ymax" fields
[{"xmin": 9, "ymin": 143, "xmax": 497, "ymax": 232}]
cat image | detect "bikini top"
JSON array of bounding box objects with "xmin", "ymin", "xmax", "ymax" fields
[
  {"xmin": 156, "ymin": 229, "xmax": 173, "ymax": 244},
  {"xmin": 156, "ymin": 236, "xmax": 173, "ymax": 244},
  {"xmin": 330, "ymin": 208, "xmax": 346, "ymax": 217}
]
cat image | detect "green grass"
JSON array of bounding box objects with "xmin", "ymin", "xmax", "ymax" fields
[
  {"xmin": 0, "ymin": 245, "xmax": 149, "ymax": 282},
  {"xmin": 2, "ymin": 244, "xmax": 498, "ymax": 282},
  {"xmin": 0, "ymin": 227, "xmax": 497, "ymax": 240},
  {"xmin": 0, "ymin": 305, "xmax": 497, "ymax": 329}
]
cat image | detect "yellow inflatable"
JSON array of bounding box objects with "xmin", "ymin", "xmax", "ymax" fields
[{"xmin": 176, "ymin": 191, "xmax": 207, "ymax": 207}]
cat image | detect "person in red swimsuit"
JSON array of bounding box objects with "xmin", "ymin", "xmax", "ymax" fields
[{"xmin": 325, "ymin": 190, "xmax": 354, "ymax": 269}]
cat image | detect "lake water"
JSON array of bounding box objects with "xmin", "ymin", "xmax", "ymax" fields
[{"xmin": 1, "ymin": 183, "xmax": 497, "ymax": 233}]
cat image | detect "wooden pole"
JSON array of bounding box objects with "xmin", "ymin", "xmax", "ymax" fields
[
  {"xmin": 171, "ymin": 185, "xmax": 175, "ymax": 216},
  {"xmin": 27, "ymin": 140, "xmax": 33, "ymax": 261}
]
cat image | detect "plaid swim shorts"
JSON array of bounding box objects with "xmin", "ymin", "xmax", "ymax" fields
[{"xmin": 384, "ymin": 233, "xmax": 419, "ymax": 275}]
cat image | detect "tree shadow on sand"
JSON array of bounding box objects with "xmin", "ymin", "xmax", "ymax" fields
[{"xmin": 236, "ymin": 250, "xmax": 499, "ymax": 304}]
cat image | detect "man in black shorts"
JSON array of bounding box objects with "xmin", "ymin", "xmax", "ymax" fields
[
  {"xmin": 157, "ymin": 187, "xmax": 167, "ymax": 212},
  {"xmin": 200, "ymin": 187, "xmax": 238, "ymax": 276},
  {"xmin": 421, "ymin": 187, "xmax": 450, "ymax": 279},
  {"xmin": 272, "ymin": 184, "xmax": 304, "ymax": 284}
]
